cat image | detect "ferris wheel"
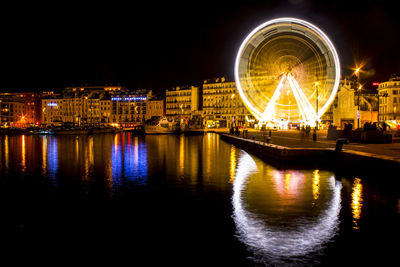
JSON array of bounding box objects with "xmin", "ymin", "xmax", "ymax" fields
[{"xmin": 234, "ymin": 18, "xmax": 340, "ymax": 126}]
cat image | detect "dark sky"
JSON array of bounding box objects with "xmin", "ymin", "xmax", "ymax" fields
[{"xmin": 1, "ymin": 0, "xmax": 399, "ymax": 92}]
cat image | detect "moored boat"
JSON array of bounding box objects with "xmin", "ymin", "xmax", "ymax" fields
[{"xmin": 144, "ymin": 117, "xmax": 179, "ymax": 134}]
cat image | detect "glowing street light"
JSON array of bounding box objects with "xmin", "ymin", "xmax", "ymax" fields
[{"xmin": 354, "ymin": 66, "xmax": 363, "ymax": 128}]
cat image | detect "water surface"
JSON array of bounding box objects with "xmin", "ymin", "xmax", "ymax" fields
[{"xmin": 0, "ymin": 133, "xmax": 398, "ymax": 265}]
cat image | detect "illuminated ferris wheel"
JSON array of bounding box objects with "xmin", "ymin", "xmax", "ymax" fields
[{"xmin": 234, "ymin": 18, "xmax": 340, "ymax": 126}]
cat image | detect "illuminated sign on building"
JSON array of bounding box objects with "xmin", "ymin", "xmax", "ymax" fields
[
  {"xmin": 47, "ymin": 103, "xmax": 58, "ymax": 107},
  {"xmin": 111, "ymin": 96, "xmax": 147, "ymax": 101}
]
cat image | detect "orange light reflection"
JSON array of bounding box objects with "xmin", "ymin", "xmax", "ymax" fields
[{"xmin": 351, "ymin": 178, "xmax": 363, "ymax": 230}]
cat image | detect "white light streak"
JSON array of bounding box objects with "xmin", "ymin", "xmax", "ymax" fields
[
  {"xmin": 234, "ymin": 17, "xmax": 341, "ymax": 123},
  {"xmin": 288, "ymin": 74, "xmax": 319, "ymax": 125},
  {"xmin": 260, "ymin": 74, "xmax": 287, "ymax": 122},
  {"xmin": 232, "ymin": 152, "xmax": 342, "ymax": 264}
]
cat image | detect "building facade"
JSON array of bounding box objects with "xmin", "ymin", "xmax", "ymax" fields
[
  {"xmin": 145, "ymin": 99, "xmax": 165, "ymax": 120},
  {"xmin": 41, "ymin": 87, "xmax": 151, "ymax": 126},
  {"xmin": 166, "ymin": 86, "xmax": 201, "ymax": 118},
  {"xmin": 332, "ymin": 78, "xmax": 378, "ymax": 129},
  {"xmin": 110, "ymin": 91, "xmax": 148, "ymax": 125},
  {"xmin": 377, "ymin": 75, "xmax": 400, "ymax": 121},
  {"xmin": 0, "ymin": 101, "xmax": 25, "ymax": 127},
  {"xmin": 202, "ymin": 77, "xmax": 252, "ymax": 127},
  {"xmin": 42, "ymin": 98, "xmax": 63, "ymax": 125},
  {"xmin": 0, "ymin": 92, "xmax": 42, "ymax": 126}
]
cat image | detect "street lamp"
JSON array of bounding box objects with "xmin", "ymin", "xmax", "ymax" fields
[
  {"xmin": 315, "ymin": 81, "xmax": 319, "ymax": 130},
  {"xmin": 378, "ymin": 92, "xmax": 389, "ymax": 125},
  {"xmin": 231, "ymin": 93, "xmax": 236, "ymax": 127},
  {"xmin": 354, "ymin": 66, "xmax": 362, "ymax": 129},
  {"xmin": 357, "ymin": 85, "xmax": 362, "ymax": 129}
]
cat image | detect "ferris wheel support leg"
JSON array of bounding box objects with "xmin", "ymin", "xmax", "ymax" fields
[
  {"xmin": 288, "ymin": 74, "xmax": 319, "ymax": 125},
  {"xmin": 260, "ymin": 74, "xmax": 287, "ymax": 122},
  {"xmin": 287, "ymin": 75, "xmax": 308, "ymax": 122}
]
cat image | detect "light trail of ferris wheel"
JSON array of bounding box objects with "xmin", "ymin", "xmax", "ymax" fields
[
  {"xmin": 287, "ymin": 74, "xmax": 319, "ymax": 124},
  {"xmin": 235, "ymin": 18, "xmax": 341, "ymax": 126},
  {"xmin": 260, "ymin": 74, "xmax": 287, "ymax": 122},
  {"xmin": 260, "ymin": 73, "xmax": 319, "ymax": 124}
]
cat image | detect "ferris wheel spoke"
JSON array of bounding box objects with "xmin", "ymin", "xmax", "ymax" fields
[
  {"xmin": 260, "ymin": 74, "xmax": 287, "ymax": 122},
  {"xmin": 288, "ymin": 74, "xmax": 318, "ymax": 123},
  {"xmin": 287, "ymin": 75, "xmax": 308, "ymax": 121}
]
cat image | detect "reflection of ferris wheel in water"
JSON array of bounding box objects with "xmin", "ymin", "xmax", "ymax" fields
[{"xmin": 234, "ymin": 18, "xmax": 340, "ymax": 127}]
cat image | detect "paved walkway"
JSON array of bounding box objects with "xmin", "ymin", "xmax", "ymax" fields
[{"xmin": 211, "ymin": 129, "xmax": 400, "ymax": 161}]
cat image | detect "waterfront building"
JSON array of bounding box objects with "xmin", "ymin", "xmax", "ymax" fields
[
  {"xmin": 145, "ymin": 98, "xmax": 165, "ymax": 120},
  {"xmin": 166, "ymin": 85, "xmax": 201, "ymax": 119},
  {"xmin": 61, "ymin": 85, "xmax": 128, "ymax": 125},
  {"xmin": 0, "ymin": 101, "xmax": 25, "ymax": 127},
  {"xmin": 40, "ymin": 86, "xmax": 150, "ymax": 127},
  {"xmin": 332, "ymin": 78, "xmax": 378, "ymax": 129},
  {"xmin": 0, "ymin": 92, "xmax": 42, "ymax": 126},
  {"xmin": 202, "ymin": 77, "xmax": 252, "ymax": 128},
  {"xmin": 100, "ymin": 94, "xmax": 112, "ymax": 124},
  {"xmin": 377, "ymin": 75, "xmax": 400, "ymax": 121},
  {"xmin": 61, "ymin": 89, "xmax": 87, "ymax": 125},
  {"xmin": 110, "ymin": 89, "xmax": 150, "ymax": 125},
  {"xmin": 41, "ymin": 98, "xmax": 63, "ymax": 126}
]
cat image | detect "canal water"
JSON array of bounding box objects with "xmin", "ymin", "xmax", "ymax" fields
[{"xmin": 0, "ymin": 133, "xmax": 398, "ymax": 265}]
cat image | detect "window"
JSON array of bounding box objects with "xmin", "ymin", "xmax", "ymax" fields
[{"xmin": 393, "ymin": 90, "xmax": 398, "ymax": 95}]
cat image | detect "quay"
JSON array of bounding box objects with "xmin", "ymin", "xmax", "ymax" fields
[{"xmin": 218, "ymin": 129, "xmax": 400, "ymax": 175}]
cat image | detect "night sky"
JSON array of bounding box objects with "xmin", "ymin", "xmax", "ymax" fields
[{"xmin": 1, "ymin": 0, "xmax": 399, "ymax": 92}]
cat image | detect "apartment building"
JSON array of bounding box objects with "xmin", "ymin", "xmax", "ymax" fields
[
  {"xmin": 202, "ymin": 77, "xmax": 252, "ymax": 127},
  {"xmin": 166, "ymin": 85, "xmax": 200, "ymax": 118}
]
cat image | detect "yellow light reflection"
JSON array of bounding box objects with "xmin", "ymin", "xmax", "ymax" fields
[
  {"xmin": 75, "ymin": 136, "xmax": 79, "ymax": 162},
  {"xmin": 89, "ymin": 136, "xmax": 94, "ymax": 166},
  {"xmin": 5, "ymin": 135, "xmax": 9, "ymax": 169},
  {"xmin": 179, "ymin": 134, "xmax": 184, "ymax": 172},
  {"xmin": 114, "ymin": 134, "xmax": 118, "ymax": 154},
  {"xmin": 229, "ymin": 145, "xmax": 236, "ymax": 183},
  {"xmin": 21, "ymin": 135, "xmax": 26, "ymax": 171},
  {"xmin": 351, "ymin": 178, "xmax": 363, "ymax": 230},
  {"xmin": 42, "ymin": 136, "xmax": 47, "ymax": 173},
  {"xmin": 284, "ymin": 172, "xmax": 291, "ymax": 192},
  {"xmin": 83, "ymin": 137, "xmax": 89, "ymax": 180},
  {"xmin": 206, "ymin": 133, "xmax": 212, "ymax": 175},
  {"xmin": 313, "ymin": 169, "xmax": 320, "ymax": 201}
]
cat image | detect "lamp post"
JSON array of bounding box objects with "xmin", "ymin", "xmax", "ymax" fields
[
  {"xmin": 231, "ymin": 93, "xmax": 236, "ymax": 128},
  {"xmin": 354, "ymin": 67, "xmax": 361, "ymax": 129},
  {"xmin": 378, "ymin": 92, "xmax": 389, "ymax": 125},
  {"xmin": 315, "ymin": 81, "xmax": 319, "ymax": 130},
  {"xmin": 357, "ymin": 85, "xmax": 362, "ymax": 129}
]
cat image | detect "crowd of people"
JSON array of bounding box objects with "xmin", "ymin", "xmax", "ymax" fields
[
  {"xmin": 327, "ymin": 121, "xmax": 389, "ymax": 131},
  {"xmin": 230, "ymin": 126, "xmax": 240, "ymax": 135}
]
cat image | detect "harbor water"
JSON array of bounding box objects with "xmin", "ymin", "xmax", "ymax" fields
[{"xmin": 0, "ymin": 133, "xmax": 398, "ymax": 265}]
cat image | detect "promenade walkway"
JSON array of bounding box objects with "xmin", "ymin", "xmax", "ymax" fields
[{"xmin": 211, "ymin": 128, "xmax": 400, "ymax": 163}]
